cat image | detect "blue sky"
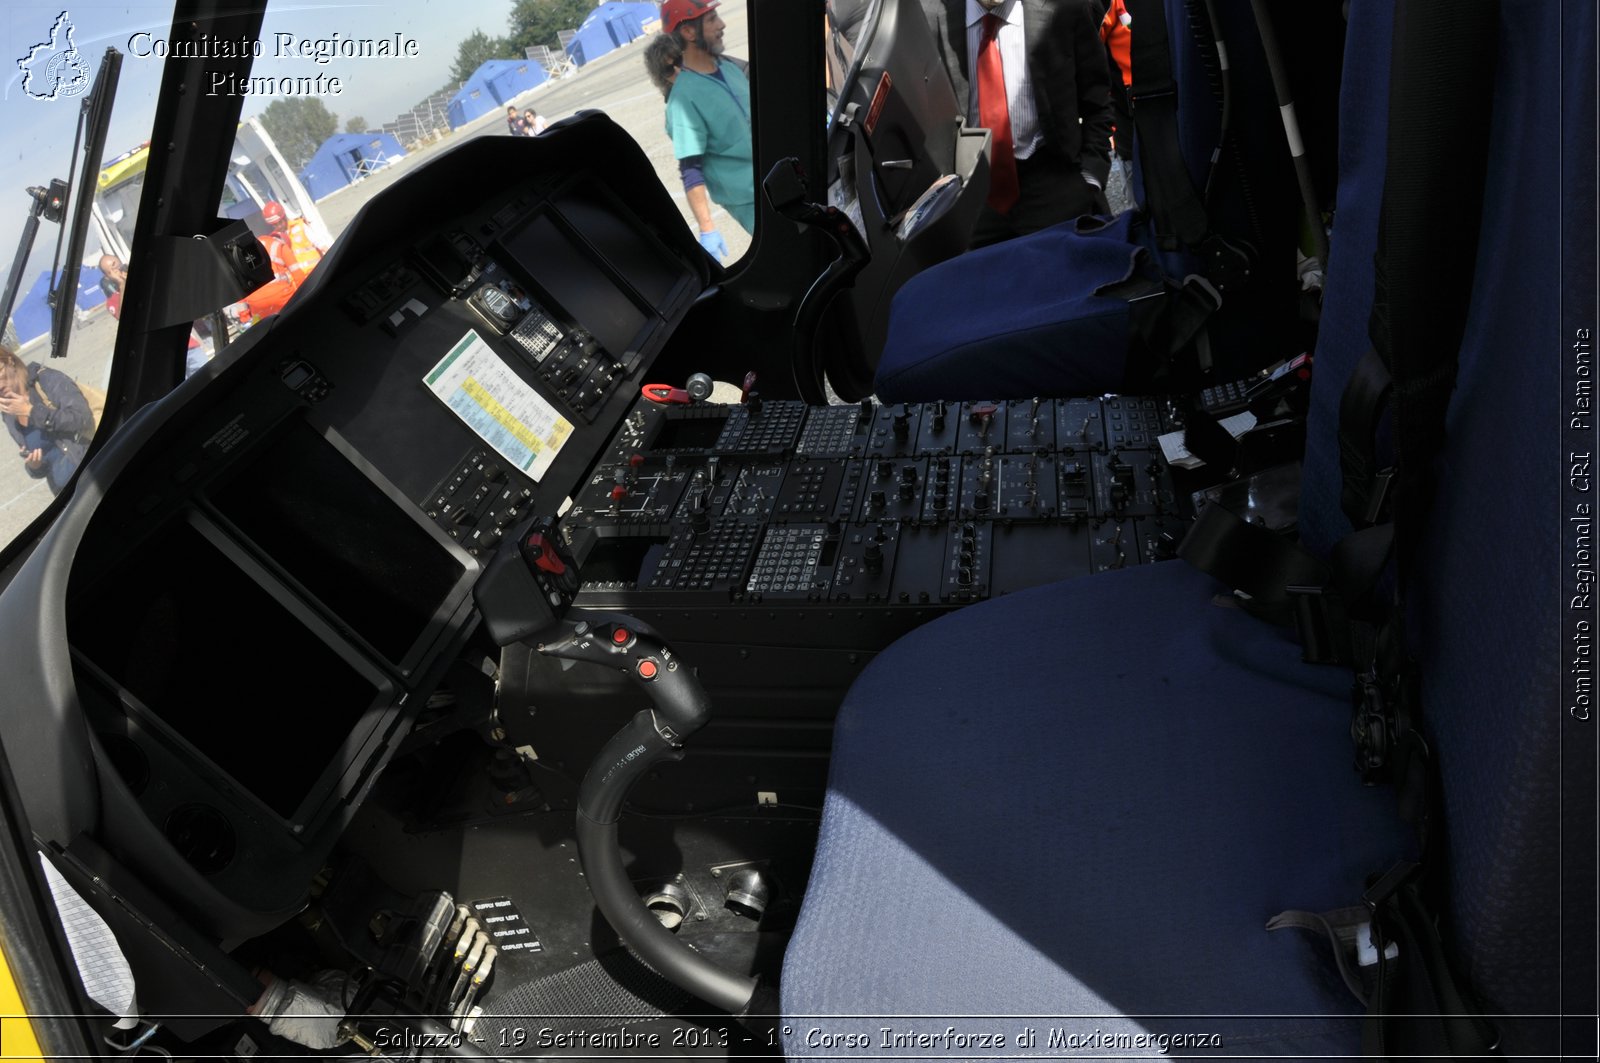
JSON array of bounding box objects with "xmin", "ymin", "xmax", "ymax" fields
[{"xmin": 3, "ymin": 0, "xmax": 521, "ymax": 290}]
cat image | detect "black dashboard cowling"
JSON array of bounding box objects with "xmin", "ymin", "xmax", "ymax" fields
[{"xmin": 0, "ymin": 113, "xmax": 711, "ymax": 954}]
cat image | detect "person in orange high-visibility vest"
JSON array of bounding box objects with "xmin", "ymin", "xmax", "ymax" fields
[
  {"xmin": 260, "ymin": 201, "xmax": 294, "ymax": 273},
  {"xmin": 240, "ymin": 201, "xmax": 324, "ymax": 321},
  {"xmin": 282, "ymin": 215, "xmax": 327, "ymax": 286},
  {"xmin": 1099, "ymin": 0, "xmax": 1134, "ymax": 168},
  {"xmin": 262, "ymin": 200, "xmax": 325, "ymax": 287},
  {"xmin": 1100, "ymin": 0, "xmax": 1132, "ymax": 87}
]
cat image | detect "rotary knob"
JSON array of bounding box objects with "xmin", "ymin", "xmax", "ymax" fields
[{"xmin": 686, "ymin": 372, "xmax": 715, "ymax": 402}]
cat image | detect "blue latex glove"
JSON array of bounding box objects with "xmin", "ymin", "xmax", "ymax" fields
[{"xmin": 698, "ymin": 229, "xmax": 728, "ymax": 260}]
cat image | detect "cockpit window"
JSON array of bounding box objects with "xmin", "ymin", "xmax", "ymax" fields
[
  {"xmin": 213, "ymin": 0, "xmax": 760, "ymax": 342},
  {"xmin": 2, "ymin": 2, "xmax": 164, "ymax": 549},
  {"xmin": 2, "ymin": 0, "xmax": 778, "ymax": 553}
]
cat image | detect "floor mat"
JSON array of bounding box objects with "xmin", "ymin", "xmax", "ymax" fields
[{"xmin": 479, "ymin": 950, "xmax": 691, "ymax": 1027}]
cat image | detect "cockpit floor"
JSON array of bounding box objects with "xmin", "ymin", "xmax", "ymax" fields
[{"xmin": 329, "ymin": 738, "xmax": 812, "ymax": 1056}]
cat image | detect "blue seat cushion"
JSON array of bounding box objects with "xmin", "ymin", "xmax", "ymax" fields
[{"xmin": 782, "ymin": 561, "xmax": 1410, "ymax": 1056}]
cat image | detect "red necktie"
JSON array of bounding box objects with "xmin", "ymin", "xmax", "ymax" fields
[{"xmin": 978, "ymin": 13, "xmax": 1019, "ymax": 214}]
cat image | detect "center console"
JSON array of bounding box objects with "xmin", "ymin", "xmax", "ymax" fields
[{"xmin": 498, "ymin": 389, "xmax": 1214, "ymax": 813}]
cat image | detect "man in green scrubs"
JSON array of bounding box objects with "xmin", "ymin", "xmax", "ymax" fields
[{"xmin": 661, "ymin": 0, "xmax": 754, "ymax": 259}]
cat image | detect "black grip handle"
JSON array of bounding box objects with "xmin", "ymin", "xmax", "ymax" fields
[
  {"xmin": 538, "ymin": 620, "xmax": 758, "ymax": 1015},
  {"xmin": 537, "ymin": 620, "xmax": 711, "ymax": 737},
  {"xmin": 575, "ymin": 710, "xmax": 682, "ymax": 824}
]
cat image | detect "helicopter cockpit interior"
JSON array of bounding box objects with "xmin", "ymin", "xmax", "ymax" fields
[{"xmin": 0, "ymin": 0, "xmax": 1592, "ymax": 1060}]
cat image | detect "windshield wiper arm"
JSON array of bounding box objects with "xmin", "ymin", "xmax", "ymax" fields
[{"xmin": 48, "ymin": 46, "xmax": 122, "ymax": 361}]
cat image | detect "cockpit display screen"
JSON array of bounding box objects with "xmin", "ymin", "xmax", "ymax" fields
[
  {"xmin": 71, "ymin": 518, "xmax": 384, "ymax": 821},
  {"xmin": 495, "ymin": 184, "xmax": 693, "ymax": 369},
  {"xmin": 208, "ymin": 420, "xmax": 468, "ymax": 667}
]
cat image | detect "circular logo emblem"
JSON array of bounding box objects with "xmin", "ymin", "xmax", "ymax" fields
[{"xmin": 45, "ymin": 48, "xmax": 91, "ymax": 98}]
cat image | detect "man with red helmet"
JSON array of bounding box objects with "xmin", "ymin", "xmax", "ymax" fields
[
  {"xmin": 260, "ymin": 201, "xmax": 296, "ymax": 280},
  {"xmin": 660, "ymin": 0, "xmax": 753, "ymax": 259},
  {"xmin": 240, "ymin": 200, "xmax": 326, "ymax": 321}
]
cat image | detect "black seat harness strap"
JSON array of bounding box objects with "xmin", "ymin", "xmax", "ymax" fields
[
  {"xmin": 1181, "ymin": 0, "xmax": 1504, "ymax": 1056},
  {"xmin": 1353, "ymin": 3, "xmax": 1502, "ymax": 1052},
  {"xmin": 1177, "ymin": 502, "xmax": 1327, "ymax": 623},
  {"xmin": 1124, "ymin": 0, "xmax": 1209, "ymax": 251},
  {"xmin": 1337, "ymin": 350, "xmax": 1394, "ymax": 527}
]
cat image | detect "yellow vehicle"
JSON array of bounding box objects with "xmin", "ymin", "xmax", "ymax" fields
[{"xmin": 90, "ymin": 118, "xmax": 333, "ymax": 275}]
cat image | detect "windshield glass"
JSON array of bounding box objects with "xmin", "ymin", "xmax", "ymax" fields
[
  {"xmin": 2, "ymin": 1, "xmax": 167, "ymax": 547},
  {"xmin": 2, "ymin": 0, "xmax": 762, "ymax": 553}
]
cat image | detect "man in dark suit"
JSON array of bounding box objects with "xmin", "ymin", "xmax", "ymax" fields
[{"xmin": 920, "ymin": 0, "xmax": 1115, "ymax": 246}]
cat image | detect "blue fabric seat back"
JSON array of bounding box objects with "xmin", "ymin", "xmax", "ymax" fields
[
  {"xmin": 875, "ymin": 212, "xmax": 1170, "ymax": 401},
  {"xmin": 785, "ymin": 6, "xmax": 1589, "ymax": 1056},
  {"xmin": 1296, "ymin": 1, "xmax": 1592, "ymax": 1048},
  {"xmin": 1401, "ymin": 3, "xmax": 1584, "ymax": 1040}
]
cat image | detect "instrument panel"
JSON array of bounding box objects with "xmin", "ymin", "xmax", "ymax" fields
[
  {"xmin": 564, "ymin": 395, "xmax": 1190, "ymax": 617},
  {"xmin": 0, "ymin": 115, "xmax": 710, "ymax": 936}
]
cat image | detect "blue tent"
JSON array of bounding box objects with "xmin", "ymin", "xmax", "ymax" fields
[
  {"xmin": 10, "ymin": 270, "xmax": 106, "ymax": 346},
  {"xmin": 447, "ymin": 60, "xmax": 549, "ymax": 129},
  {"xmin": 565, "ymin": 2, "xmax": 659, "ymax": 66},
  {"xmin": 297, "ymin": 133, "xmax": 407, "ymax": 201}
]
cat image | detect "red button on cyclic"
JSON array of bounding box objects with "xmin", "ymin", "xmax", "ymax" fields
[
  {"xmin": 636, "ymin": 658, "xmax": 659, "ymax": 680},
  {"xmin": 611, "ymin": 627, "xmax": 631, "ymax": 645}
]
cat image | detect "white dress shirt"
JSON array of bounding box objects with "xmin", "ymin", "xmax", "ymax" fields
[{"xmin": 965, "ymin": 0, "xmax": 1043, "ymax": 161}]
